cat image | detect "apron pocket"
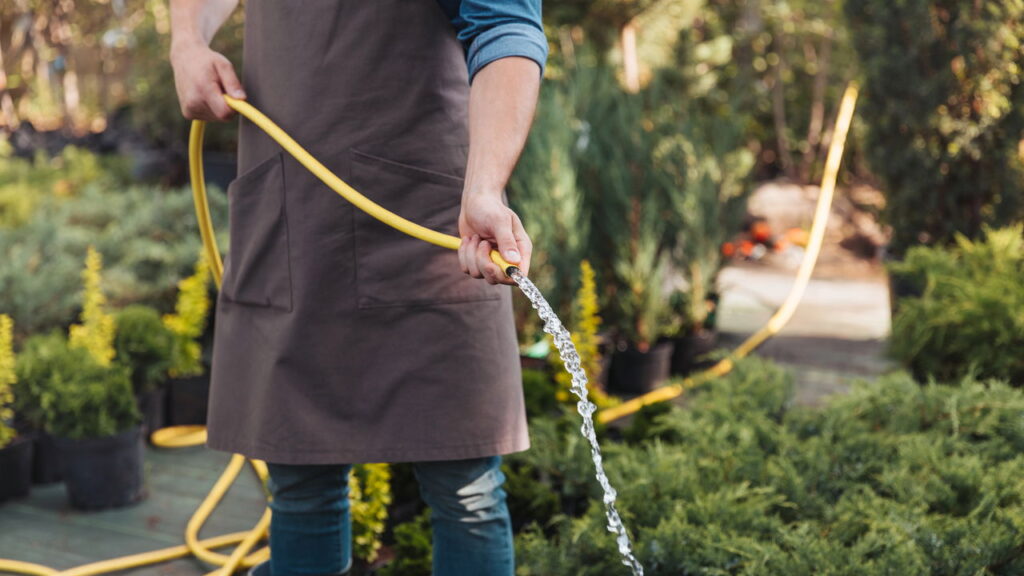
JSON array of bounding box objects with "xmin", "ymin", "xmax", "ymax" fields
[
  {"xmin": 349, "ymin": 148, "xmax": 502, "ymax": 309},
  {"xmin": 222, "ymin": 152, "xmax": 293, "ymax": 311}
]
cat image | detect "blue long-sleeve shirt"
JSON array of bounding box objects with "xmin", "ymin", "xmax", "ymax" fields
[{"xmin": 436, "ymin": 0, "xmax": 548, "ymax": 83}]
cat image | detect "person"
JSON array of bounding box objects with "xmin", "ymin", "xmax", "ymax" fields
[{"xmin": 169, "ymin": 1, "xmax": 546, "ymax": 575}]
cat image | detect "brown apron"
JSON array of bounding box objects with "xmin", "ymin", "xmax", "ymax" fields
[{"xmin": 206, "ymin": 0, "xmax": 527, "ymax": 465}]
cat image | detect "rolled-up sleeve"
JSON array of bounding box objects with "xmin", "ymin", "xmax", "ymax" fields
[{"xmin": 451, "ymin": 0, "xmax": 549, "ymax": 83}]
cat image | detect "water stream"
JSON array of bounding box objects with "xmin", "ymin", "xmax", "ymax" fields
[{"xmin": 512, "ymin": 271, "xmax": 644, "ymax": 576}]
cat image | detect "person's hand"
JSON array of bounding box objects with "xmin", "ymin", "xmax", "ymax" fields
[
  {"xmin": 170, "ymin": 41, "xmax": 245, "ymax": 121},
  {"xmin": 458, "ymin": 190, "xmax": 532, "ymax": 285}
]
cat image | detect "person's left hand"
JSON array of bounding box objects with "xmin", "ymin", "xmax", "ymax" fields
[{"xmin": 458, "ymin": 190, "xmax": 532, "ymax": 285}]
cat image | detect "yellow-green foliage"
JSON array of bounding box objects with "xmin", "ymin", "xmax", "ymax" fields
[
  {"xmin": 0, "ymin": 145, "xmax": 109, "ymax": 228},
  {"xmin": 0, "ymin": 314, "xmax": 17, "ymax": 448},
  {"xmin": 68, "ymin": 245, "xmax": 116, "ymax": 366},
  {"xmin": 349, "ymin": 463, "xmax": 392, "ymax": 564},
  {"xmin": 163, "ymin": 251, "xmax": 212, "ymax": 377},
  {"xmin": 554, "ymin": 260, "xmax": 617, "ymax": 409}
]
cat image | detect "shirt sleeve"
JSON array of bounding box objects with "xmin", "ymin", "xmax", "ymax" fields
[{"xmin": 450, "ymin": 0, "xmax": 549, "ymax": 83}]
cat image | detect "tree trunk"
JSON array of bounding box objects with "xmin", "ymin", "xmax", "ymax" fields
[
  {"xmin": 0, "ymin": 37, "xmax": 20, "ymax": 129},
  {"xmin": 620, "ymin": 21, "xmax": 640, "ymax": 93},
  {"xmin": 771, "ymin": 52, "xmax": 794, "ymax": 179},
  {"xmin": 800, "ymin": 31, "xmax": 833, "ymax": 182},
  {"xmin": 51, "ymin": 0, "xmax": 79, "ymax": 131}
]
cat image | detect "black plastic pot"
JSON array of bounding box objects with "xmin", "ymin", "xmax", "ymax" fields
[
  {"xmin": 669, "ymin": 328, "xmax": 719, "ymax": 377},
  {"xmin": 31, "ymin": 430, "xmax": 64, "ymax": 484},
  {"xmin": 137, "ymin": 387, "xmax": 168, "ymax": 438},
  {"xmin": 167, "ymin": 374, "xmax": 211, "ymax": 426},
  {"xmin": 0, "ymin": 436, "xmax": 33, "ymax": 504},
  {"xmin": 54, "ymin": 425, "xmax": 146, "ymax": 510},
  {"xmin": 608, "ymin": 341, "xmax": 673, "ymax": 395}
]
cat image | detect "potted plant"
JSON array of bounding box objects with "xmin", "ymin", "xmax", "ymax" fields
[
  {"xmin": 0, "ymin": 313, "xmax": 33, "ymax": 504},
  {"xmin": 35, "ymin": 333, "xmax": 144, "ymax": 510},
  {"xmin": 569, "ymin": 66, "xmax": 678, "ymax": 395},
  {"xmin": 163, "ymin": 252, "xmax": 214, "ymax": 426},
  {"xmin": 113, "ymin": 305, "xmax": 176, "ymax": 437},
  {"xmin": 13, "ymin": 331, "xmax": 66, "ymax": 484},
  {"xmin": 605, "ymin": 238, "xmax": 676, "ymax": 395},
  {"xmin": 655, "ymin": 103, "xmax": 754, "ymax": 377},
  {"xmin": 44, "ymin": 245, "xmax": 144, "ymax": 509}
]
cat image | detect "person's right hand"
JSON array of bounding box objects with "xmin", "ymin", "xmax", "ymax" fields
[{"xmin": 170, "ymin": 41, "xmax": 246, "ymax": 121}]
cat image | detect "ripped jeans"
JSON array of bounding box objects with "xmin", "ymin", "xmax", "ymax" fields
[{"xmin": 251, "ymin": 456, "xmax": 513, "ymax": 576}]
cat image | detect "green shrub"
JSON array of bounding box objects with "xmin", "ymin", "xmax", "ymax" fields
[
  {"xmin": 845, "ymin": 0, "xmax": 1024, "ymax": 257},
  {"xmin": 113, "ymin": 305, "xmax": 176, "ymax": 394},
  {"xmin": 349, "ymin": 463, "xmax": 392, "ymax": 564},
  {"xmin": 505, "ymin": 410, "xmax": 607, "ymax": 532},
  {"xmin": 379, "ymin": 511, "xmax": 432, "ymax": 576},
  {"xmin": 515, "ymin": 358, "xmax": 1024, "ymax": 574},
  {"xmin": 522, "ymin": 368, "xmax": 560, "ymax": 419},
  {"xmin": 14, "ymin": 331, "xmax": 139, "ymax": 439},
  {"xmin": 889, "ymin": 225, "xmax": 1024, "ymax": 385}
]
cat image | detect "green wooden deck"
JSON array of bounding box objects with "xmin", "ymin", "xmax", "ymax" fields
[{"xmin": 0, "ymin": 445, "xmax": 268, "ymax": 575}]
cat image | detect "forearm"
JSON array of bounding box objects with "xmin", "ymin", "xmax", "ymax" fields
[
  {"xmin": 462, "ymin": 57, "xmax": 541, "ymax": 200},
  {"xmin": 170, "ymin": 0, "xmax": 238, "ymax": 50}
]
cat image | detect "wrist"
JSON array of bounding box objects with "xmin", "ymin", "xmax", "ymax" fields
[
  {"xmin": 462, "ymin": 185, "xmax": 504, "ymax": 201},
  {"xmin": 170, "ymin": 34, "xmax": 207, "ymax": 60}
]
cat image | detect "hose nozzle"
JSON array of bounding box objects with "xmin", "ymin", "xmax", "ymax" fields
[{"xmin": 489, "ymin": 250, "xmax": 520, "ymax": 279}]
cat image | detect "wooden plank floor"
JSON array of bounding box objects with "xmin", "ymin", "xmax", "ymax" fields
[{"xmin": 0, "ymin": 444, "xmax": 268, "ymax": 575}]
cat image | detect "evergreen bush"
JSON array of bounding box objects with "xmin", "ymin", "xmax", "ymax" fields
[
  {"xmin": 889, "ymin": 225, "xmax": 1024, "ymax": 385},
  {"xmin": 378, "ymin": 511, "xmax": 432, "ymax": 576},
  {"xmin": 0, "ymin": 183, "xmax": 227, "ymax": 338},
  {"xmin": 513, "ymin": 357, "xmax": 1024, "ymax": 574},
  {"xmin": 845, "ymin": 0, "xmax": 1024, "ymax": 257},
  {"xmin": 654, "ymin": 95, "xmax": 754, "ymax": 333},
  {"xmin": 573, "ymin": 65, "xmax": 673, "ymax": 349},
  {"xmin": 14, "ymin": 331, "xmax": 139, "ymax": 440},
  {"xmin": 113, "ymin": 305, "xmax": 176, "ymax": 395}
]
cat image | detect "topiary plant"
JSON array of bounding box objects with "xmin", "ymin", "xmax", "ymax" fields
[{"xmin": 113, "ymin": 305, "xmax": 176, "ymax": 395}]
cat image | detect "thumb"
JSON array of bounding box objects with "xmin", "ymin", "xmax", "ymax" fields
[
  {"xmin": 214, "ymin": 57, "xmax": 246, "ymax": 99},
  {"xmin": 494, "ymin": 214, "xmax": 521, "ymax": 265}
]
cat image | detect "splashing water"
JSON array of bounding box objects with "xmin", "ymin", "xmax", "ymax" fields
[{"xmin": 512, "ymin": 270, "xmax": 644, "ymax": 576}]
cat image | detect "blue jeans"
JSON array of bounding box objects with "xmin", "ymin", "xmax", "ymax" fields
[{"xmin": 252, "ymin": 455, "xmax": 513, "ymax": 576}]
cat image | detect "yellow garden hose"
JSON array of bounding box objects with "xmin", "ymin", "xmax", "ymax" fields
[
  {"xmin": 190, "ymin": 95, "xmax": 518, "ymax": 288},
  {"xmin": 597, "ymin": 83, "xmax": 859, "ymax": 424},
  {"xmin": 0, "ymin": 84, "xmax": 856, "ymax": 576}
]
